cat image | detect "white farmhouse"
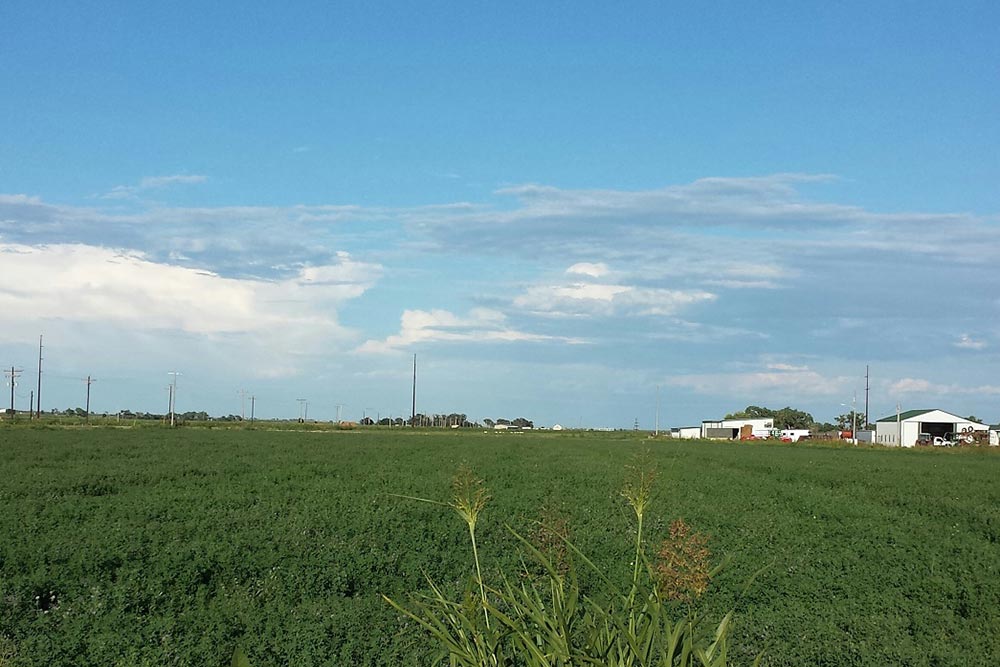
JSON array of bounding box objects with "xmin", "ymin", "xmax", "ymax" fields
[{"xmin": 874, "ymin": 409, "xmax": 987, "ymax": 447}]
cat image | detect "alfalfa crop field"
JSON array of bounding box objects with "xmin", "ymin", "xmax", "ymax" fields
[{"xmin": 0, "ymin": 426, "xmax": 997, "ymax": 666}]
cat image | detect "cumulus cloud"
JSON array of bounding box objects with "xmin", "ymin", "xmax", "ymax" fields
[
  {"xmin": 357, "ymin": 308, "xmax": 579, "ymax": 354},
  {"xmin": 0, "ymin": 242, "xmax": 380, "ymax": 374}
]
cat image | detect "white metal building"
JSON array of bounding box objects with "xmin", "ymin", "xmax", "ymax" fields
[
  {"xmin": 874, "ymin": 409, "xmax": 987, "ymax": 447},
  {"xmin": 701, "ymin": 418, "xmax": 775, "ymax": 439}
]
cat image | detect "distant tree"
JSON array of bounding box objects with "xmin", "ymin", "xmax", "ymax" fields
[
  {"xmin": 484, "ymin": 418, "xmax": 495, "ymax": 428},
  {"xmin": 966, "ymin": 415, "xmax": 981, "ymax": 423},
  {"xmin": 512, "ymin": 417, "xmax": 534, "ymax": 428},
  {"xmin": 835, "ymin": 411, "xmax": 866, "ymax": 431},
  {"xmin": 772, "ymin": 407, "xmax": 814, "ymax": 429},
  {"xmin": 725, "ymin": 405, "xmax": 774, "ymax": 419},
  {"xmin": 496, "ymin": 418, "xmax": 511, "ymax": 426}
]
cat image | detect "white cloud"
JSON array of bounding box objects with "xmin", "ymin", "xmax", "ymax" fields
[
  {"xmin": 100, "ymin": 174, "xmax": 207, "ymax": 200},
  {"xmin": 646, "ymin": 319, "xmax": 769, "ymax": 343},
  {"xmin": 566, "ymin": 262, "xmax": 609, "ymax": 278},
  {"xmin": 0, "ymin": 242, "xmax": 380, "ymax": 373},
  {"xmin": 667, "ymin": 363, "xmax": 845, "ymax": 399},
  {"xmin": 357, "ymin": 308, "xmax": 579, "ymax": 354},
  {"xmin": 513, "ymin": 279, "xmax": 716, "ymax": 318},
  {"xmin": 888, "ymin": 378, "xmax": 933, "ymax": 394},
  {"xmin": 954, "ymin": 334, "xmax": 987, "ymax": 350},
  {"xmin": 138, "ymin": 175, "xmax": 207, "ymax": 189},
  {"xmin": 888, "ymin": 376, "xmax": 1000, "ymax": 396}
]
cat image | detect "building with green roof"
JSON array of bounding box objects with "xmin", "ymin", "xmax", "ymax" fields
[{"xmin": 874, "ymin": 409, "xmax": 987, "ymax": 447}]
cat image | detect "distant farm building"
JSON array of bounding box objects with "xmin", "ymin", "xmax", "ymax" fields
[
  {"xmin": 701, "ymin": 418, "xmax": 774, "ymax": 440},
  {"xmin": 874, "ymin": 409, "xmax": 988, "ymax": 447},
  {"xmin": 673, "ymin": 426, "xmax": 702, "ymax": 439}
]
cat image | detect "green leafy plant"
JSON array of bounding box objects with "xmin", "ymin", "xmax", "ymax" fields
[{"xmin": 385, "ymin": 461, "xmax": 757, "ymax": 666}]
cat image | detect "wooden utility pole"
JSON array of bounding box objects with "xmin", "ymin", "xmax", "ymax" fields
[
  {"xmin": 5, "ymin": 366, "xmax": 22, "ymax": 413},
  {"xmin": 36, "ymin": 335, "xmax": 43, "ymax": 419},
  {"xmin": 410, "ymin": 354, "xmax": 417, "ymax": 427},
  {"xmin": 82, "ymin": 375, "xmax": 96, "ymax": 422}
]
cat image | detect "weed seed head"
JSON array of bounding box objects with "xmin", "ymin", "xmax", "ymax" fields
[
  {"xmin": 621, "ymin": 457, "xmax": 657, "ymax": 521},
  {"xmin": 451, "ymin": 464, "xmax": 490, "ymax": 531},
  {"xmin": 655, "ymin": 518, "xmax": 711, "ymax": 602}
]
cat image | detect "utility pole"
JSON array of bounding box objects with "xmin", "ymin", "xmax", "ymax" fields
[
  {"xmin": 864, "ymin": 365, "xmax": 870, "ymax": 428},
  {"xmin": 238, "ymin": 389, "xmax": 248, "ymax": 420},
  {"xmin": 29, "ymin": 390, "xmax": 34, "ymax": 418},
  {"xmin": 36, "ymin": 335, "xmax": 43, "ymax": 419},
  {"xmin": 82, "ymin": 375, "xmax": 96, "ymax": 422},
  {"xmin": 852, "ymin": 390, "xmax": 858, "ymax": 445},
  {"xmin": 411, "ymin": 354, "xmax": 417, "ymax": 427},
  {"xmin": 250, "ymin": 395, "xmax": 256, "ymax": 424},
  {"xmin": 896, "ymin": 403, "xmax": 903, "ymax": 447},
  {"xmin": 296, "ymin": 398, "xmax": 307, "ymax": 422},
  {"xmin": 168, "ymin": 371, "xmax": 181, "ymax": 427},
  {"xmin": 5, "ymin": 367, "xmax": 23, "ymax": 414},
  {"xmin": 335, "ymin": 404, "xmax": 343, "ymax": 423},
  {"xmin": 654, "ymin": 385, "xmax": 660, "ymax": 436}
]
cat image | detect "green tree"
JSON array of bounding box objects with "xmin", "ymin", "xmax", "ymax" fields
[
  {"xmin": 772, "ymin": 407, "xmax": 813, "ymax": 429},
  {"xmin": 725, "ymin": 405, "xmax": 774, "ymax": 419},
  {"xmin": 836, "ymin": 411, "xmax": 866, "ymax": 431}
]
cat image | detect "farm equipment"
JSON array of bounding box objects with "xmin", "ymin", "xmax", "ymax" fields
[{"xmin": 945, "ymin": 427, "xmax": 990, "ymax": 446}]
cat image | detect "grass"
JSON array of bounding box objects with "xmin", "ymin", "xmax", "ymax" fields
[{"xmin": 0, "ymin": 426, "xmax": 997, "ymax": 665}]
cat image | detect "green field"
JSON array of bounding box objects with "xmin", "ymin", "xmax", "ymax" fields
[{"xmin": 0, "ymin": 426, "xmax": 998, "ymax": 666}]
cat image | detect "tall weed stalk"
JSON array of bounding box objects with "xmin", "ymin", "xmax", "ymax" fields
[{"xmin": 384, "ymin": 462, "xmax": 759, "ymax": 666}]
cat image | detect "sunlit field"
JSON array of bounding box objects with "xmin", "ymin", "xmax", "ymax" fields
[{"xmin": 1, "ymin": 426, "xmax": 997, "ymax": 666}]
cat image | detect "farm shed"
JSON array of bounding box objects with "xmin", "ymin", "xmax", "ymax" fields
[
  {"xmin": 874, "ymin": 409, "xmax": 987, "ymax": 447},
  {"xmin": 672, "ymin": 426, "xmax": 702, "ymax": 439},
  {"xmin": 701, "ymin": 418, "xmax": 774, "ymax": 440}
]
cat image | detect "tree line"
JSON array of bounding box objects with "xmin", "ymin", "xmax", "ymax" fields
[{"xmin": 724, "ymin": 405, "xmax": 870, "ymax": 432}]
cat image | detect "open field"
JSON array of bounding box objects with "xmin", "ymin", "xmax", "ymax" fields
[{"xmin": 0, "ymin": 426, "xmax": 998, "ymax": 666}]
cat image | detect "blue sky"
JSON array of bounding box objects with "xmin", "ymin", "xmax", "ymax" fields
[{"xmin": 1, "ymin": 1, "xmax": 998, "ymax": 426}]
